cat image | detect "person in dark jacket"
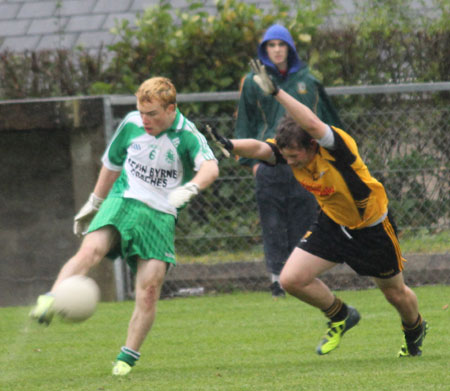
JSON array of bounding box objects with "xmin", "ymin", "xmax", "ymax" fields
[{"xmin": 234, "ymin": 24, "xmax": 342, "ymax": 297}]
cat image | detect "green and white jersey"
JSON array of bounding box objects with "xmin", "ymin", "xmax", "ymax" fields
[{"xmin": 102, "ymin": 109, "xmax": 216, "ymax": 217}]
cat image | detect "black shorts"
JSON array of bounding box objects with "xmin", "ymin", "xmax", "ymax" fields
[{"xmin": 298, "ymin": 211, "xmax": 405, "ymax": 278}]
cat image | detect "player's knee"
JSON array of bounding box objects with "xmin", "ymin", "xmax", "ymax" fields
[
  {"xmin": 279, "ymin": 275, "xmax": 294, "ymax": 294},
  {"xmin": 280, "ymin": 266, "xmax": 315, "ymax": 292},
  {"xmin": 136, "ymin": 284, "xmax": 160, "ymax": 311},
  {"xmin": 280, "ymin": 270, "xmax": 309, "ymax": 293}
]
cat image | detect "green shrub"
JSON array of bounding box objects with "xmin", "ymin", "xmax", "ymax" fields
[{"xmin": 0, "ymin": 0, "xmax": 448, "ymax": 101}]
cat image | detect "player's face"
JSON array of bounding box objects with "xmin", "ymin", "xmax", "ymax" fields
[
  {"xmin": 280, "ymin": 146, "xmax": 316, "ymax": 169},
  {"xmin": 137, "ymin": 100, "xmax": 176, "ymax": 136},
  {"xmin": 266, "ymin": 40, "xmax": 288, "ymax": 70}
]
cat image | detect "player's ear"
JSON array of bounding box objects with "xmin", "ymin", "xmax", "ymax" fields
[
  {"xmin": 310, "ymin": 139, "xmax": 319, "ymax": 151},
  {"xmin": 165, "ymin": 103, "xmax": 176, "ymax": 113}
]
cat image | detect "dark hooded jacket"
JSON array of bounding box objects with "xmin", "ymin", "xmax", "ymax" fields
[{"xmin": 235, "ymin": 24, "xmax": 342, "ymax": 167}]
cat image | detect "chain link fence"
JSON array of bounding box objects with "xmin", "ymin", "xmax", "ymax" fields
[
  {"xmin": 107, "ymin": 85, "xmax": 449, "ymax": 298},
  {"xmin": 1, "ymin": 85, "xmax": 447, "ymax": 307}
]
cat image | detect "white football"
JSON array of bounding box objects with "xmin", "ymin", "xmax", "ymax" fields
[{"xmin": 53, "ymin": 275, "xmax": 100, "ymax": 322}]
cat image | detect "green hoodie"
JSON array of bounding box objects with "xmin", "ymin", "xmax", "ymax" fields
[{"xmin": 234, "ymin": 25, "xmax": 342, "ymax": 167}]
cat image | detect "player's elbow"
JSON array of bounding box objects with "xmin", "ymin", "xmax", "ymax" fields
[
  {"xmin": 211, "ymin": 162, "xmax": 219, "ymax": 180},
  {"xmin": 205, "ymin": 160, "xmax": 220, "ymax": 181},
  {"xmin": 257, "ymin": 143, "xmax": 273, "ymax": 162},
  {"xmin": 195, "ymin": 160, "xmax": 219, "ymax": 190}
]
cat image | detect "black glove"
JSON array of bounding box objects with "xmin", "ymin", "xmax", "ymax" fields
[
  {"xmin": 249, "ymin": 58, "xmax": 280, "ymax": 96},
  {"xmin": 205, "ymin": 125, "xmax": 233, "ymax": 157}
]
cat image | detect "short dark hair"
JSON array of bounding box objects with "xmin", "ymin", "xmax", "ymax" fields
[{"xmin": 275, "ymin": 114, "xmax": 314, "ymax": 150}]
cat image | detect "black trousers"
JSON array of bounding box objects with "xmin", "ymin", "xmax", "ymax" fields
[{"xmin": 255, "ymin": 163, "xmax": 318, "ymax": 275}]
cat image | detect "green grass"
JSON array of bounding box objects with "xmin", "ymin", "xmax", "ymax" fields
[
  {"xmin": 400, "ymin": 229, "xmax": 450, "ymax": 253},
  {"xmin": 1, "ymin": 286, "xmax": 449, "ymax": 391},
  {"xmin": 178, "ymin": 245, "xmax": 264, "ymax": 264}
]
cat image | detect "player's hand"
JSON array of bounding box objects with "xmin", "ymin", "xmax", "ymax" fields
[
  {"xmin": 73, "ymin": 193, "xmax": 104, "ymax": 236},
  {"xmin": 168, "ymin": 182, "xmax": 199, "ymax": 208},
  {"xmin": 206, "ymin": 125, "xmax": 233, "ymax": 157},
  {"xmin": 250, "ymin": 59, "xmax": 280, "ymax": 96}
]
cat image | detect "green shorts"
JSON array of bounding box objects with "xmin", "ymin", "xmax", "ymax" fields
[{"xmin": 88, "ymin": 196, "xmax": 176, "ymax": 274}]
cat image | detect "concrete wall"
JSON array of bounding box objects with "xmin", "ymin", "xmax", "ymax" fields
[{"xmin": 0, "ymin": 97, "xmax": 116, "ymax": 307}]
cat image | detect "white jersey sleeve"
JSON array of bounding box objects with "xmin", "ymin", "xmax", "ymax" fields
[{"xmin": 317, "ymin": 125, "xmax": 336, "ymax": 149}]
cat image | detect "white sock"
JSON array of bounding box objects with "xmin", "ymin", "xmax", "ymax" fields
[{"xmin": 271, "ymin": 274, "xmax": 280, "ymax": 283}]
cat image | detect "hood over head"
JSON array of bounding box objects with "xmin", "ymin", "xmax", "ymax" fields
[{"xmin": 257, "ymin": 24, "xmax": 305, "ymax": 75}]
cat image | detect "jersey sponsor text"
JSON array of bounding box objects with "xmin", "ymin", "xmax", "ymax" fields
[{"xmin": 128, "ymin": 157, "xmax": 178, "ymax": 187}]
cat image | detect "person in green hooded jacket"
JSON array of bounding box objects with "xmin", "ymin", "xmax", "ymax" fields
[{"xmin": 235, "ymin": 24, "xmax": 342, "ymax": 297}]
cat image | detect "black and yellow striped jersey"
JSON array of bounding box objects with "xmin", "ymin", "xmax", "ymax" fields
[{"xmin": 267, "ymin": 127, "xmax": 388, "ymax": 229}]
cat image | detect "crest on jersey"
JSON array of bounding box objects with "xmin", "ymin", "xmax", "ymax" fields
[
  {"xmin": 166, "ymin": 150, "xmax": 175, "ymax": 164},
  {"xmin": 297, "ymin": 82, "xmax": 307, "ymax": 94}
]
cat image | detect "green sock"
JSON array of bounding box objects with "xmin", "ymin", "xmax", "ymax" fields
[{"xmin": 116, "ymin": 346, "xmax": 140, "ymax": 367}]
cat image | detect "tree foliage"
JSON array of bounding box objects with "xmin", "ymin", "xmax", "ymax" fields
[{"xmin": 0, "ymin": 0, "xmax": 448, "ymax": 101}]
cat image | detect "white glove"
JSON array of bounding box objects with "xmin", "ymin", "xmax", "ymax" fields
[
  {"xmin": 73, "ymin": 193, "xmax": 104, "ymax": 236},
  {"xmin": 249, "ymin": 58, "xmax": 280, "ymax": 96},
  {"xmin": 168, "ymin": 182, "xmax": 199, "ymax": 208}
]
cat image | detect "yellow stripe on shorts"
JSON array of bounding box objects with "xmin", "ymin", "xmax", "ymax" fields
[{"xmin": 382, "ymin": 217, "xmax": 405, "ymax": 271}]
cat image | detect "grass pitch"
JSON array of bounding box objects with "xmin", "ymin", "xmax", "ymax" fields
[{"xmin": 1, "ymin": 286, "xmax": 449, "ymax": 391}]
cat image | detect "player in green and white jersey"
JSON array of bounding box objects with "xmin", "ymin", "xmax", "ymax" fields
[
  {"xmin": 30, "ymin": 77, "xmax": 219, "ymax": 376},
  {"xmin": 102, "ymin": 99, "xmax": 216, "ymax": 218}
]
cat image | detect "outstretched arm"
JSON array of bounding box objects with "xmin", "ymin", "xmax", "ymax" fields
[
  {"xmin": 231, "ymin": 139, "xmax": 274, "ymax": 163},
  {"xmin": 250, "ymin": 59, "xmax": 329, "ymax": 140},
  {"xmin": 208, "ymin": 126, "xmax": 275, "ymax": 163},
  {"xmin": 274, "ymin": 89, "xmax": 328, "ymax": 140}
]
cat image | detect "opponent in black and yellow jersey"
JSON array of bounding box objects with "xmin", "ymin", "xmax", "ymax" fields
[
  {"xmin": 210, "ymin": 73, "xmax": 427, "ymax": 358},
  {"xmin": 267, "ymin": 126, "xmax": 388, "ymax": 230}
]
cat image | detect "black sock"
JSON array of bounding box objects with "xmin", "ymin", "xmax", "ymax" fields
[
  {"xmin": 323, "ymin": 297, "xmax": 348, "ymax": 322},
  {"xmin": 402, "ymin": 314, "xmax": 423, "ymax": 340}
]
